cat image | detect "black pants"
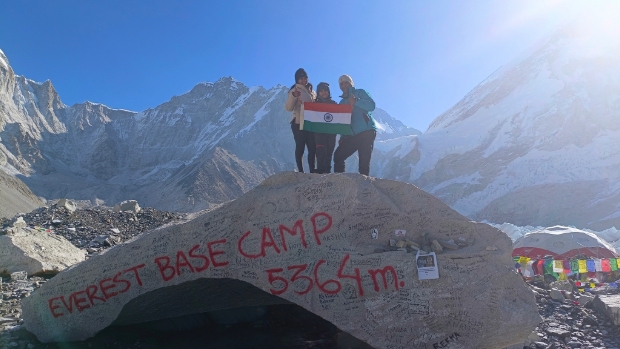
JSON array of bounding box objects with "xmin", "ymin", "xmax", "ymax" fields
[
  {"xmin": 291, "ymin": 122, "xmax": 316, "ymax": 173},
  {"xmin": 314, "ymin": 133, "xmax": 336, "ymax": 174},
  {"xmin": 333, "ymin": 130, "xmax": 376, "ymax": 176}
]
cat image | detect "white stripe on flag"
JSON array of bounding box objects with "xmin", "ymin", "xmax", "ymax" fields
[{"xmin": 303, "ymin": 109, "xmax": 351, "ymax": 125}]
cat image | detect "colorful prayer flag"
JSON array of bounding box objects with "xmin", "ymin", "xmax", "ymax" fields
[
  {"xmin": 536, "ymin": 260, "xmax": 544, "ymax": 275},
  {"xmin": 562, "ymin": 260, "xmax": 572, "ymax": 275},
  {"xmin": 602, "ymin": 259, "xmax": 611, "ymax": 272},
  {"xmin": 570, "ymin": 260, "xmax": 579, "ymax": 273},
  {"xmin": 594, "ymin": 259, "xmax": 603, "ymax": 272},
  {"xmin": 586, "ymin": 259, "xmax": 596, "ymax": 272},
  {"xmin": 578, "ymin": 260, "xmax": 587, "ymax": 273},
  {"xmin": 553, "ymin": 260, "xmax": 563, "ymax": 273},
  {"xmin": 544, "ymin": 259, "xmax": 553, "ymax": 275}
]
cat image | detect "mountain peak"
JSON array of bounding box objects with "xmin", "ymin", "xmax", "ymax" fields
[
  {"xmin": 427, "ymin": 16, "xmax": 620, "ymax": 133},
  {"xmin": 0, "ymin": 49, "xmax": 9, "ymax": 71},
  {"xmin": 215, "ymin": 76, "xmax": 245, "ymax": 91}
]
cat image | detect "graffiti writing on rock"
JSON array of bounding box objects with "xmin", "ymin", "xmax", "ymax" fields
[
  {"xmin": 237, "ymin": 212, "xmax": 332, "ymax": 258},
  {"xmin": 154, "ymin": 239, "xmax": 229, "ymax": 281},
  {"xmin": 433, "ymin": 332, "xmax": 460, "ymax": 348},
  {"xmin": 48, "ymin": 264, "xmax": 146, "ymax": 318},
  {"xmin": 265, "ymin": 253, "xmax": 403, "ymax": 297},
  {"xmin": 46, "ymin": 211, "xmax": 403, "ymax": 320}
]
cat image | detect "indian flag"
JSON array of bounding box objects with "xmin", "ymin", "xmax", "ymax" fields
[{"xmin": 300, "ymin": 102, "xmax": 352, "ymax": 135}]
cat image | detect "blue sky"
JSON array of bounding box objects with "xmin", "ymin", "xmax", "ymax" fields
[{"xmin": 0, "ymin": 0, "xmax": 597, "ymax": 131}]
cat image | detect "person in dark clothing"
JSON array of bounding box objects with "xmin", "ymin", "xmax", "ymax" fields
[
  {"xmin": 284, "ymin": 68, "xmax": 316, "ymax": 173},
  {"xmin": 333, "ymin": 74, "xmax": 377, "ymax": 176},
  {"xmin": 314, "ymin": 82, "xmax": 337, "ymax": 174}
]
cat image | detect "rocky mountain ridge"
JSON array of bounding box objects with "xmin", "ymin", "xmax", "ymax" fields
[{"xmin": 0, "ymin": 48, "xmax": 420, "ymax": 215}]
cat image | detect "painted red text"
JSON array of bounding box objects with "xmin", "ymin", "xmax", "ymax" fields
[
  {"xmin": 154, "ymin": 240, "xmax": 229, "ymax": 282},
  {"xmin": 238, "ymin": 212, "xmax": 332, "ymax": 259},
  {"xmin": 47, "ymin": 263, "xmax": 145, "ymax": 318}
]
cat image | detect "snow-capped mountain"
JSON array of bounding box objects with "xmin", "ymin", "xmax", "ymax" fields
[
  {"xmin": 399, "ymin": 17, "xmax": 620, "ymax": 230},
  {"xmin": 0, "ymin": 48, "xmax": 420, "ymax": 214},
  {"xmin": 3, "ymin": 14, "xmax": 619, "ymax": 231}
]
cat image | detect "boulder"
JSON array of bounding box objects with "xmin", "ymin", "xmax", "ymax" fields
[
  {"xmin": 577, "ymin": 292, "xmax": 595, "ymax": 306},
  {"xmin": 57, "ymin": 199, "xmax": 77, "ymax": 213},
  {"xmin": 22, "ymin": 173, "xmax": 540, "ymax": 347},
  {"xmin": 89, "ymin": 234, "xmax": 120, "ymax": 247},
  {"xmin": 113, "ymin": 200, "xmax": 141, "ymax": 213},
  {"xmin": 549, "ymin": 288, "xmax": 567, "ymax": 301},
  {"xmin": 593, "ymin": 294, "xmax": 620, "ymax": 326},
  {"xmin": 5, "ymin": 216, "xmax": 27, "ymax": 235},
  {"xmin": 0, "ymin": 227, "xmax": 85, "ymax": 275},
  {"xmin": 549, "ymin": 280, "xmax": 573, "ymax": 293}
]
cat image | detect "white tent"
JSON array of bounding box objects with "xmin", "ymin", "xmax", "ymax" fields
[{"xmin": 512, "ymin": 226, "xmax": 619, "ymax": 259}]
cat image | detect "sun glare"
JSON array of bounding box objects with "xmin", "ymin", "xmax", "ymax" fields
[{"xmin": 568, "ymin": 2, "xmax": 620, "ymax": 56}]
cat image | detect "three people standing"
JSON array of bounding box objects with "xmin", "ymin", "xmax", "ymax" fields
[{"xmin": 285, "ymin": 69, "xmax": 377, "ymax": 176}]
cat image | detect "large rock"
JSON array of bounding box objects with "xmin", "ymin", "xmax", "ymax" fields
[
  {"xmin": 593, "ymin": 295, "xmax": 620, "ymax": 326},
  {"xmin": 22, "ymin": 173, "xmax": 540, "ymax": 347},
  {"xmin": 0, "ymin": 227, "xmax": 86, "ymax": 275},
  {"xmin": 57, "ymin": 198, "xmax": 77, "ymax": 213},
  {"xmin": 577, "ymin": 292, "xmax": 595, "ymax": 306},
  {"xmin": 113, "ymin": 200, "xmax": 141, "ymax": 213},
  {"xmin": 550, "ymin": 289, "xmax": 566, "ymax": 302}
]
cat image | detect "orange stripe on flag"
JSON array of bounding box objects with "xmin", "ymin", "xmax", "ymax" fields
[{"xmin": 303, "ymin": 102, "xmax": 353, "ymax": 114}]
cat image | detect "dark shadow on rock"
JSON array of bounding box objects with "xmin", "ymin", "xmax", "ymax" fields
[
  {"xmin": 112, "ymin": 278, "xmax": 291, "ymax": 326},
  {"xmin": 14, "ymin": 303, "xmax": 351, "ymax": 349}
]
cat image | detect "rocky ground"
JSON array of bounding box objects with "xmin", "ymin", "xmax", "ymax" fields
[
  {"xmin": 1, "ymin": 205, "xmax": 619, "ymax": 349},
  {"xmin": 523, "ymin": 281, "xmax": 620, "ymax": 349},
  {"xmin": 0, "ymin": 204, "xmax": 342, "ymax": 349},
  {"xmin": 0, "ymin": 203, "xmax": 184, "ymax": 257}
]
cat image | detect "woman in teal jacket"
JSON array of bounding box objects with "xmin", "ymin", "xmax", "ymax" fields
[{"xmin": 333, "ymin": 74, "xmax": 377, "ymax": 176}]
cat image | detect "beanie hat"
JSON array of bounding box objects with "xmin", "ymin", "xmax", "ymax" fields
[
  {"xmin": 295, "ymin": 68, "xmax": 308, "ymax": 82},
  {"xmin": 338, "ymin": 74, "xmax": 354, "ymax": 87},
  {"xmin": 317, "ymin": 82, "xmax": 330, "ymax": 93}
]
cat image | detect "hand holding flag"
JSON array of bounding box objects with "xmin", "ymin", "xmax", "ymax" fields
[
  {"xmin": 348, "ymin": 88, "xmax": 356, "ymax": 106},
  {"xmin": 293, "ymin": 87, "xmax": 302, "ymax": 107}
]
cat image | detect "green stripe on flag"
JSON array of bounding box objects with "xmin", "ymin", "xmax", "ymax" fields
[{"xmin": 302, "ymin": 120, "xmax": 352, "ymax": 135}]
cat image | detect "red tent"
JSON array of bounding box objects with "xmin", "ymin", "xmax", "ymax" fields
[{"xmin": 512, "ymin": 226, "xmax": 618, "ymax": 259}]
